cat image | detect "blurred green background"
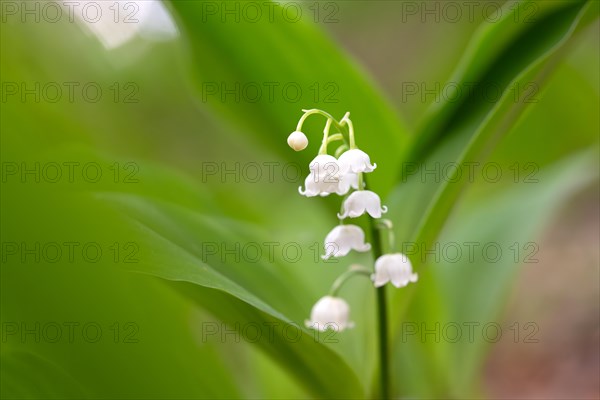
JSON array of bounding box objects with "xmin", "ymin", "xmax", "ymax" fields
[{"xmin": 1, "ymin": 0, "xmax": 598, "ymax": 399}]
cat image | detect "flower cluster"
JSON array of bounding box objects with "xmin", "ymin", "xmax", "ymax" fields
[{"xmin": 287, "ymin": 109, "xmax": 418, "ymax": 332}]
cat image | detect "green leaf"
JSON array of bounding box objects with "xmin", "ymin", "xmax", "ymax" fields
[
  {"xmin": 1, "ymin": 351, "xmax": 88, "ymax": 399},
  {"xmin": 0, "ymin": 140, "xmax": 365, "ymax": 398},
  {"xmin": 2, "ymin": 11, "xmax": 370, "ymax": 395},
  {"xmin": 383, "ymin": 0, "xmax": 597, "ymax": 396},
  {"xmin": 98, "ymin": 189, "xmax": 365, "ymax": 398},
  {"xmin": 387, "ymin": 0, "xmax": 594, "ymax": 247},
  {"xmin": 392, "ymin": 150, "xmax": 598, "ymax": 398},
  {"xmin": 408, "ymin": 0, "xmax": 591, "ymax": 161}
]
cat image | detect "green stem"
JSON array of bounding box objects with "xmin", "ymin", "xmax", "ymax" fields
[
  {"xmin": 366, "ymin": 177, "xmax": 391, "ymax": 399},
  {"xmin": 329, "ymin": 265, "xmax": 371, "ymax": 296},
  {"xmin": 296, "ymin": 109, "xmax": 355, "ymax": 154},
  {"xmin": 341, "ymin": 113, "xmax": 356, "ymax": 149},
  {"xmin": 297, "ymin": 109, "xmax": 346, "ymax": 132},
  {"xmin": 335, "ymin": 144, "xmax": 349, "ymax": 158},
  {"xmin": 377, "ymin": 289, "xmax": 390, "ymax": 399},
  {"xmin": 318, "ymin": 118, "xmax": 333, "ymax": 155},
  {"xmin": 370, "ymin": 219, "xmax": 391, "ymax": 399},
  {"xmin": 326, "ymin": 133, "xmax": 346, "ymax": 144}
]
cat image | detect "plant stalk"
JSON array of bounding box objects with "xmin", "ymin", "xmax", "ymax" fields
[{"xmin": 370, "ymin": 217, "xmax": 391, "ymax": 399}]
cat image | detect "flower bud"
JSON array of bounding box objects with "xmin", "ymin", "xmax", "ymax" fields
[{"xmin": 287, "ymin": 131, "xmax": 308, "ymax": 151}]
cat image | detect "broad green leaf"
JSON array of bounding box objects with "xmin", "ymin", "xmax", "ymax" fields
[
  {"xmin": 98, "ymin": 189, "xmax": 365, "ymax": 398},
  {"xmin": 409, "ymin": 0, "xmax": 591, "ymax": 160},
  {"xmin": 0, "ymin": 222, "xmax": 241, "ymax": 400},
  {"xmin": 1, "ymin": 12, "xmax": 369, "ymax": 396},
  {"xmin": 0, "ymin": 163, "xmax": 243, "ymax": 398},
  {"xmin": 383, "ymin": 0, "xmax": 597, "ymax": 397},
  {"xmin": 1, "ymin": 142, "xmax": 365, "ymax": 398},
  {"xmin": 392, "ymin": 150, "xmax": 598, "ymax": 398},
  {"xmin": 0, "ymin": 351, "xmax": 88, "ymax": 399},
  {"xmin": 173, "ymin": 281, "xmax": 363, "ymax": 399},
  {"xmin": 387, "ymin": 0, "xmax": 594, "ymax": 247}
]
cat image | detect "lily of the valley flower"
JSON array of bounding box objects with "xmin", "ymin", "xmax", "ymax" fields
[
  {"xmin": 299, "ymin": 174, "xmax": 339, "ymax": 197},
  {"xmin": 308, "ymin": 154, "xmax": 339, "ymax": 174},
  {"xmin": 338, "ymin": 190, "xmax": 388, "ymax": 219},
  {"xmin": 299, "ymin": 155, "xmax": 340, "ymax": 197},
  {"xmin": 287, "ymin": 131, "xmax": 308, "ymax": 151},
  {"xmin": 338, "ymin": 149, "xmax": 376, "ymax": 174},
  {"xmin": 372, "ymin": 253, "xmax": 418, "ymax": 288},
  {"xmin": 322, "ymin": 224, "xmax": 371, "ymax": 260},
  {"xmin": 337, "ymin": 171, "xmax": 360, "ymax": 195},
  {"xmin": 304, "ymin": 295, "xmax": 354, "ymax": 332}
]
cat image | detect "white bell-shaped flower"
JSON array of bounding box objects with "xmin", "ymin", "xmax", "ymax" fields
[
  {"xmin": 322, "ymin": 224, "xmax": 371, "ymax": 260},
  {"xmin": 336, "ymin": 172, "xmax": 359, "ymax": 195},
  {"xmin": 337, "ymin": 190, "xmax": 388, "ymax": 219},
  {"xmin": 305, "ymin": 296, "xmax": 354, "ymax": 332},
  {"xmin": 287, "ymin": 131, "xmax": 308, "ymax": 151},
  {"xmin": 308, "ymin": 154, "xmax": 339, "ymax": 174},
  {"xmin": 299, "ymin": 173, "xmax": 339, "ymax": 197},
  {"xmin": 299, "ymin": 155, "xmax": 341, "ymax": 197},
  {"xmin": 338, "ymin": 149, "xmax": 376, "ymax": 174},
  {"xmin": 372, "ymin": 253, "xmax": 418, "ymax": 288}
]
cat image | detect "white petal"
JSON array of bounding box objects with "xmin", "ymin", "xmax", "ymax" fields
[
  {"xmin": 336, "ymin": 172, "xmax": 359, "ymax": 195},
  {"xmin": 338, "ymin": 149, "xmax": 377, "ymax": 174},
  {"xmin": 338, "ymin": 190, "xmax": 386, "ymax": 219},
  {"xmin": 373, "ymin": 253, "xmax": 417, "ymax": 288},
  {"xmin": 322, "ymin": 225, "xmax": 371, "ymax": 259},
  {"xmin": 337, "ymin": 191, "xmax": 367, "ymax": 219},
  {"xmin": 298, "ymin": 174, "xmax": 320, "ymax": 197},
  {"xmin": 345, "ymin": 225, "xmax": 371, "ymax": 252},
  {"xmin": 371, "ymin": 270, "xmax": 389, "ymax": 287},
  {"xmin": 309, "ymin": 155, "xmax": 340, "ymax": 175},
  {"xmin": 299, "ymin": 172, "xmax": 339, "ymax": 197},
  {"xmin": 363, "ymin": 191, "xmax": 386, "ymax": 218},
  {"xmin": 306, "ymin": 296, "xmax": 352, "ymax": 332},
  {"xmin": 322, "ymin": 226, "xmax": 352, "ymax": 259}
]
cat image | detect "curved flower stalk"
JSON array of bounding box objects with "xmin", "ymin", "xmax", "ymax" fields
[{"xmin": 287, "ymin": 109, "xmax": 418, "ymax": 398}]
